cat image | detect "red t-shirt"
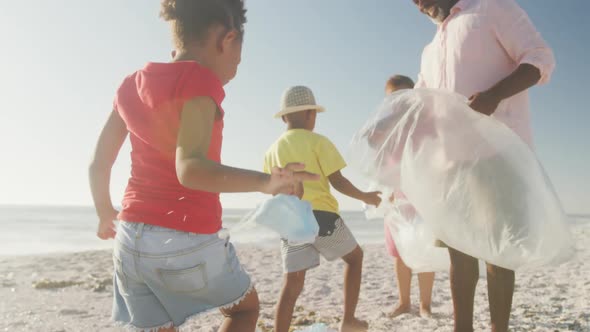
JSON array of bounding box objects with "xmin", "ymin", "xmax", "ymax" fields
[{"xmin": 114, "ymin": 62, "xmax": 225, "ymax": 234}]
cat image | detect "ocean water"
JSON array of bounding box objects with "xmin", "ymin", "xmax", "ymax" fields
[
  {"xmin": 0, "ymin": 205, "xmax": 385, "ymax": 256},
  {"xmin": 1, "ymin": 205, "xmax": 587, "ymax": 257}
]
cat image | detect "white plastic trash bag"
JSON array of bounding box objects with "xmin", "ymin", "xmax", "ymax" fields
[
  {"xmin": 364, "ymin": 182, "xmax": 449, "ymax": 272},
  {"xmin": 350, "ymin": 89, "xmax": 573, "ymax": 270},
  {"xmin": 385, "ymin": 199, "xmax": 450, "ymax": 272},
  {"xmin": 233, "ymin": 194, "xmax": 319, "ymax": 245}
]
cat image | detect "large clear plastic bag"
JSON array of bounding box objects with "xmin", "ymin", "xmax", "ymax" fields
[
  {"xmin": 364, "ymin": 184, "xmax": 450, "ymax": 272},
  {"xmin": 385, "ymin": 198, "xmax": 450, "ymax": 272},
  {"xmin": 350, "ymin": 89, "xmax": 573, "ymax": 271}
]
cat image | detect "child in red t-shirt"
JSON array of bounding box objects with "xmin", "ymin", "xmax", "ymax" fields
[{"xmin": 88, "ymin": 1, "xmax": 316, "ymax": 331}]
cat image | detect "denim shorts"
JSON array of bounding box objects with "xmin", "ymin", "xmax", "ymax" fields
[{"xmin": 112, "ymin": 221, "xmax": 253, "ymax": 331}]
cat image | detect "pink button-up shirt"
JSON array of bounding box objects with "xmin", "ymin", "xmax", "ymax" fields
[{"xmin": 416, "ymin": 0, "xmax": 555, "ymax": 147}]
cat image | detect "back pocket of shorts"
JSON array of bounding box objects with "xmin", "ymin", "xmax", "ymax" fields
[{"xmin": 157, "ymin": 263, "xmax": 208, "ymax": 293}]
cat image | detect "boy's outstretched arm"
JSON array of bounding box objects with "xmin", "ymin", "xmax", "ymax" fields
[
  {"xmin": 176, "ymin": 97, "xmax": 317, "ymax": 195},
  {"xmin": 328, "ymin": 171, "xmax": 382, "ymax": 207},
  {"xmin": 89, "ymin": 110, "xmax": 128, "ymax": 239}
]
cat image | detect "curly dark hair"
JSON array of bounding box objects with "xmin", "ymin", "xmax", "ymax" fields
[
  {"xmin": 160, "ymin": 0, "xmax": 247, "ymax": 49},
  {"xmin": 386, "ymin": 75, "xmax": 415, "ymax": 89}
]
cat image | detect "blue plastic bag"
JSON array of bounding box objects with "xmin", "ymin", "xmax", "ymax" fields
[{"xmin": 234, "ymin": 194, "xmax": 319, "ymax": 245}]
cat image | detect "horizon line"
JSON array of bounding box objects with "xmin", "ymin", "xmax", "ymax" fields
[{"xmin": 1, "ymin": 203, "xmax": 589, "ymax": 219}]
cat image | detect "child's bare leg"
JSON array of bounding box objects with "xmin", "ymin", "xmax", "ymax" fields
[
  {"xmin": 418, "ymin": 272, "xmax": 435, "ymax": 317},
  {"xmin": 219, "ymin": 288, "xmax": 260, "ymax": 332},
  {"xmin": 486, "ymin": 263, "xmax": 514, "ymax": 332},
  {"xmin": 340, "ymin": 246, "xmax": 368, "ymax": 332},
  {"xmin": 274, "ymin": 271, "xmax": 306, "ymax": 332},
  {"xmin": 449, "ymin": 247, "xmax": 479, "ymax": 332},
  {"xmin": 390, "ymin": 257, "xmax": 412, "ymax": 317}
]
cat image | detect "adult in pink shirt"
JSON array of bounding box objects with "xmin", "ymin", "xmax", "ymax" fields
[{"xmin": 412, "ymin": 0, "xmax": 555, "ymax": 331}]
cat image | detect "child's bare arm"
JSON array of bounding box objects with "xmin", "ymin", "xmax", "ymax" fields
[
  {"xmin": 176, "ymin": 97, "xmax": 317, "ymax": 194},
  {"xmin": 328, "ymin": 171, "xmax": 382, "ymax": 207},
  {"xmin": 89, "ymin": 110, "xmax": 128, "ymax": 239}
]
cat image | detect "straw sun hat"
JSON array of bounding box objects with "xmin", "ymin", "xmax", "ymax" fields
[{"xmin": 274, "ymin": 86, "xmax": 326, "ymax": 118}]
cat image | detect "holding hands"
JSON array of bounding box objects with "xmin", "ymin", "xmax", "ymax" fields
[{"xmin": 264, "ymin": 162, "xmax": 319, "ymax": 196}]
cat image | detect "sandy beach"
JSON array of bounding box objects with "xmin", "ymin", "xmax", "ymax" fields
[{"xmin": 1, "ymin": 224, "xmax": 588, "ymax": 332}]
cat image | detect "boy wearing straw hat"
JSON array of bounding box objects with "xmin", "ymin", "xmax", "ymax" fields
[{"xmin": 264, "ymin": 86, "xmax": 382, "ymax": 332}]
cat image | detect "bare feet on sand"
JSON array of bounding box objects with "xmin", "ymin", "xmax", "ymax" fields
[
  {"xmin": 419, "ymin": 305, "xmax": 433, "ymax": 318},
  {"xmin": 388, "ymin": 303, "xmax": 411, "ymax": 318},
  {"xmin": 340, "ymin": 317, "xmax": 369, "ymax": 332}
]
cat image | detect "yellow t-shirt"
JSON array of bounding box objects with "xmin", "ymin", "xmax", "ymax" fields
[{"xmin": 264, "ymin": 129, "xmax": 346, "ymax": 214}]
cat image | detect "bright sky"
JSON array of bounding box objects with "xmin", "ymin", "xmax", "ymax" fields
[{"xmin": 0, "ymin": 1, "xmax": 588, "ymax": 213}]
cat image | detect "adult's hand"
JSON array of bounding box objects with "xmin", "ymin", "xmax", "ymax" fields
[
  {"xmin": 468, "ymin": 64, "xmax": 542, "ymax": 116},
  {"xmin": 468, "ymin": 91, "xmax": 502, "ymax": 116}
]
